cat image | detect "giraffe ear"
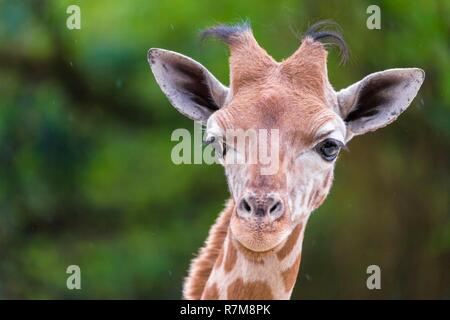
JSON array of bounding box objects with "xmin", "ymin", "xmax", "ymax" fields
[
  {"xmin": 337, "ymin": 68, "xmax": 425, "ymax": 141},
  {"xmin": 148, "ymin": 48, "xmax": 229, "ymax": 124}
]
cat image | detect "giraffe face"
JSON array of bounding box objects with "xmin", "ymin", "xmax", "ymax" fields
[
  {"xmin": 148, "ymin": 23, "xmax": 425, "ymax": 253},
  {"xmin": 205, "ymin": 84, "xmax": 346, "ymax": 252}
]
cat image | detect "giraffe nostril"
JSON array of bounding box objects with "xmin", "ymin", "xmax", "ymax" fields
[
  {"xmin": 269, "ymin": 202, "xmax": 279, "ymax": 214},
  {"xmin": 240, "ymin": 198, "xmax": 252, "ymax": 213},
  {"xmin": 238, "ymin": 195, "xmax": 284, "ymax": 219},
  {"xmin": 269, "ymin": 200, "xmax": 283, "ymax": 216}
]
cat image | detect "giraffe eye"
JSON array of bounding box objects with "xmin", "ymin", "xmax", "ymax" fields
[
  {"xmin": 315, "ymin": 138, "xmax": 343, "ymax": 161},
  {"xmin": 204, "ymin": 136, "xmax": 227, "ymax": 158},
  {"xmin": 203, "ymin": 136, "xmax": 216, "ymax": 146}
]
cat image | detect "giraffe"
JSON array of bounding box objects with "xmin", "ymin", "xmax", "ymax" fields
[{"xmin": 147, "ymin": 22, "xmax": 425, "ymax": 299}]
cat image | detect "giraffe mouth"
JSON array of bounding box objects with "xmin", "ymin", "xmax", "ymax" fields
[
  {"xmin": 230, "ymin": 211, "xmax": 291, "ymax": 252},
  {"xmin": 234, "ymin": 233, "xmax": 288, "ymax": 253},
  {"xmin": 232, "ymin": 236, "xmax": 281, "ymax": 256}
]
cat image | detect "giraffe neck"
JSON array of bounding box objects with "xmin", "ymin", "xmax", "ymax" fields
[{"xmin": 183, "ymin": 199, "xmax": 307, "ymax": 300}]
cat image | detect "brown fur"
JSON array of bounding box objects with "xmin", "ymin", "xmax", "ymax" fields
[
  {"xmin": 277, "ymin": 223, "xmax": 303, "ymax": 261},
  {"xmin": 202, "ymin": 283, "xmax": 219, "ymax": 300},
  {"xmin": 214, "ymin": 245, "xmax": 224, "ymax": 269},
  {"xmin": 183, "ymin": 200, "xmax": 234, "ymax": 299},
  {"xmin": 234, "ymin": 240, "xmax": 266, "ymax": 264},
  {"xmin": 218, "ymin": 31, "xmax": 334, "ymax": 142},
  {"xmin": 281, "ymin": 254, "xmax": 302, "ymax": 292},
  {"xmin": 228, "ymin": 31, "xmax": 277, "ymax": 93},
  {"xmin": 281, "ymin": 38, "xmax": 328, "ymax": 99},
  {"xmin": 227, "ymin": 278, "xmax": 274, "ymax": 300},
  {"xmin": 224, "ymin": 235, "xmax": 238, "ymax": 273}
]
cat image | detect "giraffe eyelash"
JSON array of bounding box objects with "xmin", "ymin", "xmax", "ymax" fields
[{"xmin": 203, "ymin": 136, "xmax": 216, "ymax": 146}]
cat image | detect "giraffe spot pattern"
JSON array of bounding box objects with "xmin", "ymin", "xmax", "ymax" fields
[
  {"xmin": 227, "ymin": 278, "xmax": 273, "ymax": 300},
  {"xmin": 202, "ymin": 283, "xmax": 219, "ymax": 300},
  {"xmin": 277, "ymin": 223, "xmax": 302, "ymax": 261},
  {"xmin": 235, "ymin": 241, "xmax": 266, "ymax": 265},
  {"xmin": 215, "ymin": 246, "xmax": 224, "ymax": 269},
  {"xmin": 281, "ymin": 254, "xmax": 302, "ymax": 292},
  {"xmin": 224, "ymin": 238, "xmax": 237, "ymax": 273}
]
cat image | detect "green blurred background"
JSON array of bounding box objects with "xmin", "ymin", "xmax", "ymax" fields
[{"xmin": 0, "ymin": 0, "xmax": 449, "ymax": 299}]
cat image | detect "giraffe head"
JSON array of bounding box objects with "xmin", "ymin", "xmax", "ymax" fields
[{"xmin": 148, "ymin": 22, "xmax": 424, "ymax": 254}]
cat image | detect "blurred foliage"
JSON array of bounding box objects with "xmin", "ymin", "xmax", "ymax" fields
[{"xmin": 0, "ymin": 0, "xmax": 449, "ymax": 299}]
